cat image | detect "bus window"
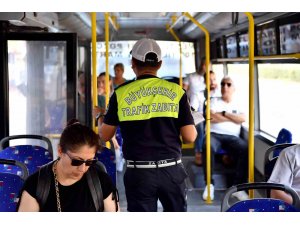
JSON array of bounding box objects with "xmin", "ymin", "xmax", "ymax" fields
[
  {"xmin": 212, "ymin": 63, "xmax": 225, "ymax": 85},
  {"xmin": 227, "ymin": 64, "xmax": 249, "ymax": 125},
  {"xmin": 96, "ymin": 40, "xmax": 195, "ymax": 80},
  {"xmin": 258, "ymin": 63, "xmax": 300, "ymax": 142}
]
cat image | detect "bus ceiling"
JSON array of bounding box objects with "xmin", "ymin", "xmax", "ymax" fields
[{"xmin": 0, "ymin": 12, "xmax": 294, "ymax": 41}]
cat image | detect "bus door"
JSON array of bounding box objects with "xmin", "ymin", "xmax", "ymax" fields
[{"xmin": 0, "ymin": 28, "xmax": 77, "ymax": 157}]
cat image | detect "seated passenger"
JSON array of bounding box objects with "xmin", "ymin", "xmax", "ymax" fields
[
  {"xmin": 18, "ymin": 119, "xmax": 119, "ymax": 212},
  {"xmin": 202, "ymin": 76, "xmax": 248, "ymax": 201},
  {"xmin": 268, "ymin": 144, "xmax": 300, "ymax": 204}
]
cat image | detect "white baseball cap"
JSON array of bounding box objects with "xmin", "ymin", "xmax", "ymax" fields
[{"xmin": 131, "ymin": 38, "xmax": 162, "ymax": 62}]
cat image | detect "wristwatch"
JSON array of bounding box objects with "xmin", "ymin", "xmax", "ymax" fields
[
  {"xmin": 222, "ymin": 111, "xmax": 226, "ymax": 116},
  {"xmin": 96, "ymin": 113, "xmax": 105, "ymax": 120}
]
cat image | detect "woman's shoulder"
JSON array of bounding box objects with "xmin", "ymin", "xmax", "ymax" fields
[
  {"xmin": 22, "ymin": 161, "xmax": 55, "ymax": 198},
  {"xmin": 21, "ymin": 169, "xmax": 41, "ymax": 198}
]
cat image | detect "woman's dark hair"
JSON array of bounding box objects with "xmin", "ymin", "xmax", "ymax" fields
[
  {"xmin": 114, "ymin": 63, "xmax": 124, "ymax": 71},
  {"xmin": 59, "ymin": 119, "xmax": 101, "ymax": 153},
  {"xmin": 98, "ymin": 72, "xmax": 112, "ymax": 80}
]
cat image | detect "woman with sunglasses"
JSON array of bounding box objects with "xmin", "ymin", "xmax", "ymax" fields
[{"xmin": 17, "ymin": 119, "xmax": 119, "ymax": 212}]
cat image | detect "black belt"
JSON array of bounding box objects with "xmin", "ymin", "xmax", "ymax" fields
[{"xmin": 126, "ymin": 158, "xmax": 182, "ymax": 169}]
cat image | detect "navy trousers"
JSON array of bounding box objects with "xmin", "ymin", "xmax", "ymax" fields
[
  {"xmin": 202, "ymin": 132, "xmax": 248, "ymax": 185},
  {"xmin": 124, "ymin": 163, "xmax": 188, "ymax": 212}
]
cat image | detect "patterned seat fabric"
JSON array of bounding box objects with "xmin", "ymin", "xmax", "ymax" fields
[
  {"xmin": 227, "ymin": 198, "xmax": 299, "ymax": 212},
  {"xmin": 0, "ymin": 145, "xmax": 53, "ymax": 176},
  {"xmin": 0, "ymin": 173, "xmax": 24, "ymax": 212}
]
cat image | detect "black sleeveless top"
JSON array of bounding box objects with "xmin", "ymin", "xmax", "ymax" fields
[{"xmin": 20, "ymin": 167, "xmax": 114, "ymax": 212}]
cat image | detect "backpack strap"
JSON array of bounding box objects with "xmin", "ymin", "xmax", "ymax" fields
[
  {"xmin": 86, "ymin": 165, "xmax": 104, "ymax": 212},
  {"xmin": 36, "ymin": 160, "xmax": 55, "ymax": 210}
]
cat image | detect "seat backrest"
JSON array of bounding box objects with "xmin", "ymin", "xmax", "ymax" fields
[
  {"xmin": 227, "ymin": 199, "xmax": 299, "ymax": 212},
  {"xmin": 221, "ymin": 182, "xmax": 300, "ymax": 212},
  {"xmin": 275, "ymin": 128, "xmax": 292, "ymax": 145},
  {"xmin": 95, "ymin": 142, "xmax": 116, "ymax": 186},
  {"xmin": 0, "ymin": 159, "xmax": 29, "ymax": 212},
  {"xmin": 263, "ymin": 128, "xmax": 293, "ymax": 182},
  {"xmin": 0, "ymin": 135, "xmax": 53, "ymax": 176},
  {"xmin": 264, "ymin": 143, "xmax": 296, "ymax": 181}
]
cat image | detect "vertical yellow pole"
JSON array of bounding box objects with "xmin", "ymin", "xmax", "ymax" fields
[
  {"xmin": 104, "ymin": 12, "xmax": 111, "ymax": 148},
  {"xmin": 91, "ymin": 12, "xmax": 97, "ymax": 133},
  {"xmin": 166, "ymin": 24, "xmax": 182, "ymax": 87},
  {"xmin": 184, "ymin": 12, "xmax": 212, "ymax": 204},
  {"xmin": 104, "ymin": 12, "xmax": 110, "ymax": 107},
  {"xmin": 245, "ymin": 12, "xmax": 255, "ymax": 198}
]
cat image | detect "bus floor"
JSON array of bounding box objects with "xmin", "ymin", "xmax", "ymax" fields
[{"xmin": 116, "ymin": 155, "xmax": 236, "ymax": 212}]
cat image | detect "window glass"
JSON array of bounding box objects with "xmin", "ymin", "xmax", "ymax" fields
[
  {"xmin": 239, "ymin": 33, "xmax": 249, "ymax": 57},
  {"xmin": 257, "ymin": 27, "xmax": 277, "ymax": 55},
  {"xmin": 258, "ymin": 63, "xmax": 300, "ymax": 142},
  {"xmin": 96, "ymin": 41, "xmax": 195, "ymax": 80},
  {"xmin": 280, "ymin": 22, "xmax": 300, "ymax": 54},
  {"xmin": 212, "ymin": 64, "xmax": 225, "ymax": 84},
  {"xmin": 217, "ymin": 39, "xmax": 224, "ymax": 58},
  {"xmin": 8, "ymin": 41, "xmax": 67, "ymax": 150},
  {"xmin": 226, "ymin": 36, "xmax": 238, "ymax": 58},
  {"xmin": 227, "ymin": 64, "xmax": 249, "ymax": 125}
]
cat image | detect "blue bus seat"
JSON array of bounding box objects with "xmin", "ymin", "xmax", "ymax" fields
[
  {"xmin": 226, "ymin": 199, "xmax": 299, "ymax": 212},
  {"xmin": 275, "ymin": 128, "xmax": 292, "ymax": 145},
  {"xmin": 0, "ymin": 135, "xmax": 53, "ymax": 176},
  {"xmin": 95, "ymin": 141, "xmax": 116, "ymax": 186},
  {"xmin": 221, "ymin": 182, "xmax": 300, "ymax": 212},
  {"xmin": 263, "ymin": 128, "xmax": 293, "ymax": 182},
  {"xmin": 273, "ymin": 128, "xmax": 293, "ymax": 157},
  {"xmin": 264, "ymin": 143, "xmax": 296, "ymax": 182},
  {"xmin": 0, "ymin": 159, "xmax": 29, "ymax": 212}
]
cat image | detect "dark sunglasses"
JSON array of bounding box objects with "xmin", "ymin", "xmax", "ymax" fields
[
  {"xmin": 221, "ymin": 82, "xmax": 232, "ymax": 87},
  {"xmin": 65, "ymin": 152, "xmax": 97, "ymax": 166}
]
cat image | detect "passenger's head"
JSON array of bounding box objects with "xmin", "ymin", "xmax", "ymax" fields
[
  {"xmin": 59, "ymin": 119, "xmax": 100, "ymax": 155},
  {"xmin": 58, "ymin": 119, "xmax": 100, "ymax": 174},
  {"xmin": 221, "ymin": 76, "xmax": 235, "ymax": 102},
  {"xmin": 113, "ymin": 63, "xmax": 124, "ymax": 78},
  {"xmin": 97, "ymin": 72, "xmax": 112, "ymax": 93},
  {"xmin": 78, "ymin": 71, "xmax": 85, "ymax": 97},
  {"xmin": 204, "ymin": 71, "xmax": 218, "ymax": 91},
  {"xmin": 131, "ymin": 38, "xmax": 162, "ymax": 76},
  {"xmin": 198, "ymin": 57, "xmax": 211, "ymax": 74}
]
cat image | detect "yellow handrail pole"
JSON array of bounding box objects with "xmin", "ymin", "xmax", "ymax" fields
[
  {"xmin": 104, "ymin": 12, "xmax": 111, "ymax": 148},
  {"xmin": 91, "ymin": 12, "xmax": 98, "ymax": 133},
  {"xmin": 245, "ymin": 12, "xmax": 255, "ymax": 198},
  {"xmin": 108, "ymin": 14, "xmax": 119, "ymax": 31},
  {"xmin": 184, "ymin": 12, "xmax": 212, "ymax": 204},
  {"xmin": 104, "ymin": 12, "xmax": 110, "ymax": 107},
  {"xmin": 166, "ymin": 14, "xmax": 185, "ymax": 32},
  {"xmin": 166, "ymin": 24, "xmax": 183, "ymax": 87}
]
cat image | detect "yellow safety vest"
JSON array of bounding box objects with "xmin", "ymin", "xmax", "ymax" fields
[{"xmin": 115, "ymin": 78, "xmax": 184, "ymax": 122}]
